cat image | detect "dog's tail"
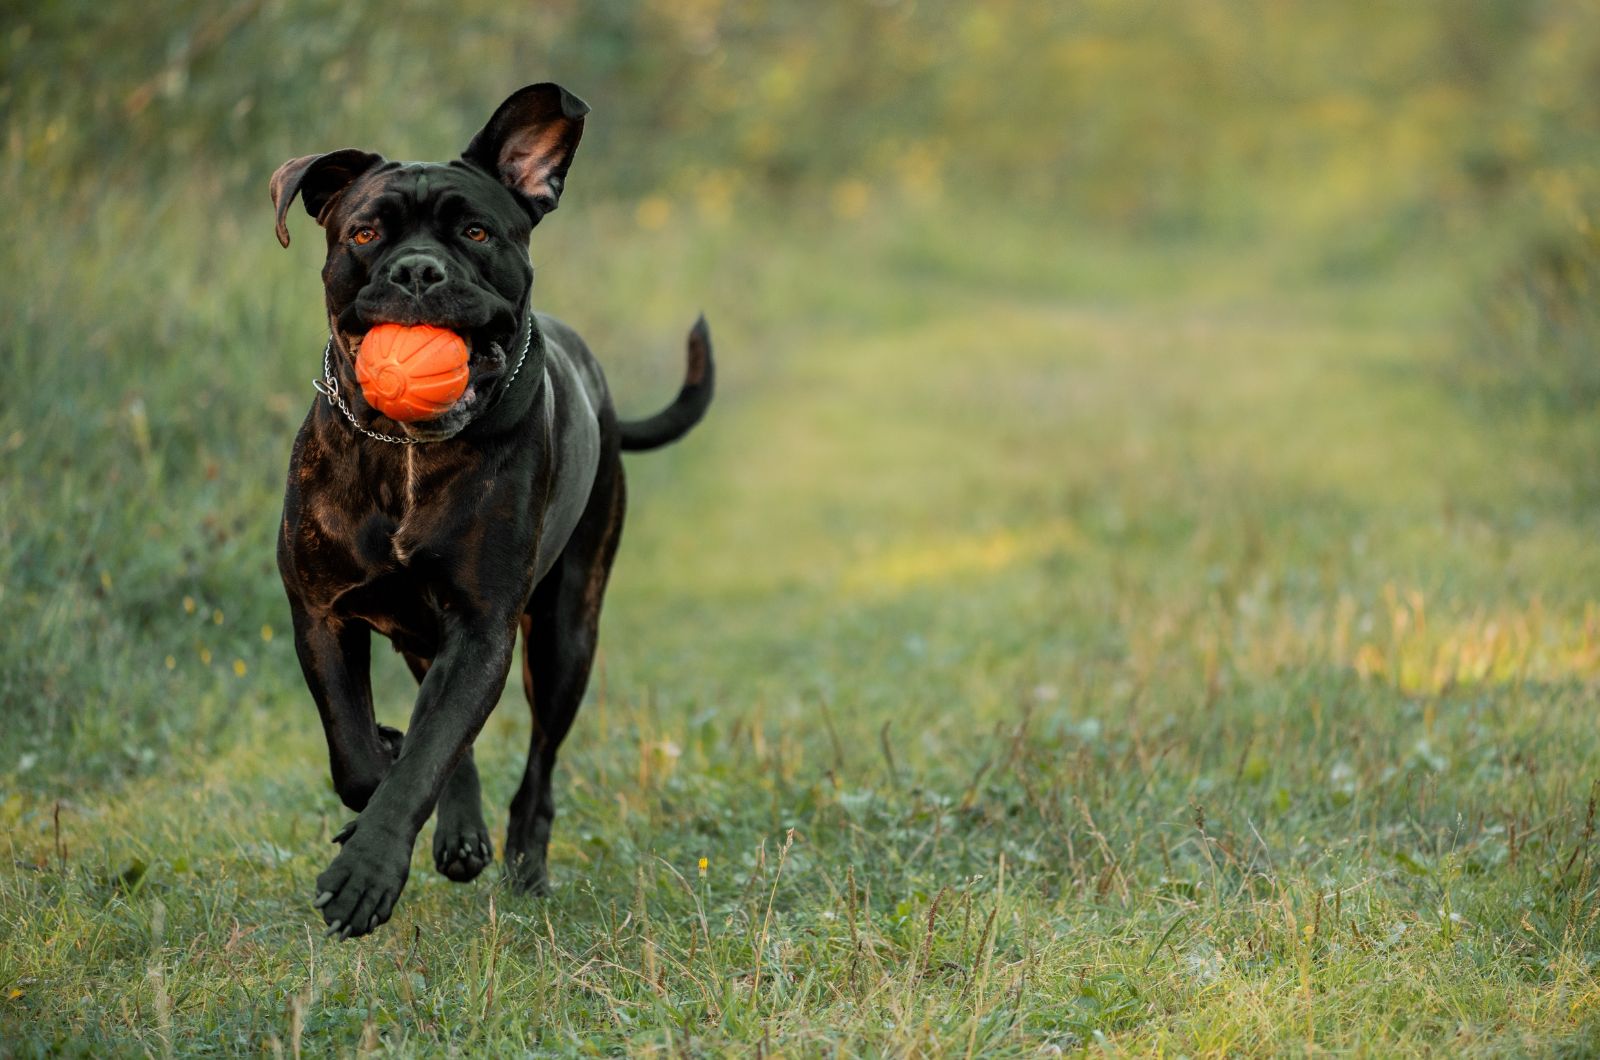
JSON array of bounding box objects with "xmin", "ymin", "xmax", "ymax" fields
[{"xmin": 619, "ymin": 315, "xmax": 715, "ymax": 452}]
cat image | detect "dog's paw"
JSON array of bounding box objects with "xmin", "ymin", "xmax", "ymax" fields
[
  {"xmin": 432, "ymin": 821, "xmax": 493, "ymax": 883},
  {"xmin": 503, "ymin": 849, "xmax": 551, "ymax": 896},
  {"xmin": 377, "ymin": 724, "xmax": 404, "ymax": 760},
  {"xmin": 313, "ymin": 820, "xmax": 411, "ymax": 941}
]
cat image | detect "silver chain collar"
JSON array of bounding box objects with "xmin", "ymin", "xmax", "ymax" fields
[{"xmin": 313, "ymin": 311, "xmax": 533, "ymax": 445}]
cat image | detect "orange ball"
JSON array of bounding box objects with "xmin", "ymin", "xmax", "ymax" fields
[{"xmin": 354, "ymin": 325, "xmax": 470, "ymax": 422}]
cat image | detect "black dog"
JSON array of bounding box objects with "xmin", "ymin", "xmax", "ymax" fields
[{"xmin": 270, "ymin": 83, "xmax": 712, "ymax": 939}]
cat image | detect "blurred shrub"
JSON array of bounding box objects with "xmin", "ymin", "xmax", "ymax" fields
[
  {"xmin": 1471, "ymin": 229, "xmax": 1600, "ymax": 411},
  {"xmin": 1453, "ymin": 2, "xmax": 1600, "ymax": 413}
]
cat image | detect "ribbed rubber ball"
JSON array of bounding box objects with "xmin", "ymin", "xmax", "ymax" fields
[{"xmin": 354, "ymin": 325, "xmax": 470, "ymax": 422}]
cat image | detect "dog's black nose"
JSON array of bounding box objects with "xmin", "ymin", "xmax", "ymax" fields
[{"xmin": 387, "ymin": 253, "xmax": 449, "ymax": 297}]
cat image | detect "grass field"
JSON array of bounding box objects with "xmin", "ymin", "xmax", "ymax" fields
[{"xmin": 3, "ymin": 187, "xmax": 1600, "ymax": 1055}]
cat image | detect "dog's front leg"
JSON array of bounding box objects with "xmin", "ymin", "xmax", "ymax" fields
[
  {"xmin": 312, "ymin": 608, "xmax": 518, "ymax": 939},
  {"xmin": 288, "ymin": 606, "xmax": 401, "ymax": 812}
]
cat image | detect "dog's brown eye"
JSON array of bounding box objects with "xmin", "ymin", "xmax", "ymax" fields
[
  {"xmin": 352, "ymin": 227, "xmax": 378, "ymax": 246},
  {"xmin": 464, "ymin": 225, "xmax": 488, "ymax": 243}
]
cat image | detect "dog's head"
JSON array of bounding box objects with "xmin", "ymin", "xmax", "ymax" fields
[{"xmin": 270, "ymin": 83, "xmax": 587, "ymax": 440}]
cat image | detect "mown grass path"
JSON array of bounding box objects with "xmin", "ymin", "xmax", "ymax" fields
[{"xmin": 4, "ymin": 219, "xmax": 1599, "ymax": 1054}]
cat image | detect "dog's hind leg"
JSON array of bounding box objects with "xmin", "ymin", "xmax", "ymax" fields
[
  {"xmin": 505, "ymin": 453, "xmax": 626, "ymax": 894},
  {"xmin": 401, "ymin": 652, "xmax": 494, "ymax": 882}
]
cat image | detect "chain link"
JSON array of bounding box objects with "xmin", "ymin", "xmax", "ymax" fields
[{"xmin": 313, "ymin": 310, "xmax": 533, "ymax": 446}]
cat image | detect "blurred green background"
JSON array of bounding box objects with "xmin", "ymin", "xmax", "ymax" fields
[
  {"xmin": 5, "ymin": 1, "xmax": 1600, "ymax": 1053},
  {"xmin": 9, "ymin": 0, "xmax": 1598, "ymax": 778}
]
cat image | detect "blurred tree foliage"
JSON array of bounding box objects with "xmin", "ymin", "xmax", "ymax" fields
[
  {"xmin": 1, "ymin": 0, "xmax": 1597, "ymax": 396},
  {"xmin": 0, "ymin": 1, "xmax": 1587, "ymax": 226}
]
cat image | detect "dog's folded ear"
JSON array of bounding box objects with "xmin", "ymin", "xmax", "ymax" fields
[
  {"xmin": 270, "ymin": 149, "xmax": 384, "ymax": 248},
  {"xmin": 462, "ymin": 83, "xmax": 589, "ymax": 227}
]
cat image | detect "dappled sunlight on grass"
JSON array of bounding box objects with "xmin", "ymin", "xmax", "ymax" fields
[
  {"xmin": 840, "ymin": 521, "xmax": 1083, "ymax": 595},
  {"xmin": 1342, "ymin": 589, "xmax": 1600, "ymax": 696}
]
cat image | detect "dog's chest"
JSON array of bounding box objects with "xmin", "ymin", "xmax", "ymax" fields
[
  {"xmin": 383, "ymin": 449, "xmax": 425, "ymax": 562},
  {"xmin": 367, "ymin": 447, "xmax": 476, "ymax": 565}
]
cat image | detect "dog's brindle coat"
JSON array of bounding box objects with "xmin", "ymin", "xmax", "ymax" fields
[{"xmin": 271, "ymin": 84, "xmax": 712, "ymax": 939}]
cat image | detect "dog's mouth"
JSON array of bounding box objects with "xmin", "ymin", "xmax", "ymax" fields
[{"xmin": 336, "ymin": 302, "xmax": 522, "ymax": 436}]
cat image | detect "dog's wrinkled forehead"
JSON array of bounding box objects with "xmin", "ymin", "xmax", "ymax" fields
[{"xmin": 330, "ymin": 161, "xmax": 530, "ymax": 240}]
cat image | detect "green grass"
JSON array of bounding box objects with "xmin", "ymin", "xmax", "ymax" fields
[{"xmin": 4, "ymin": 194, "xmax": 1600, "ymax": 1055}]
